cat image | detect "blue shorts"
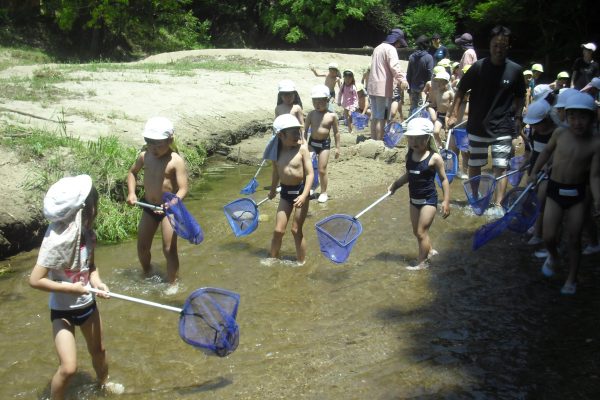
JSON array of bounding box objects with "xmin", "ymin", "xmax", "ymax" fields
[
  {"xmin": 369, "ymin": 95, "xmax": 391, "ymax": 120},
  {"xmin": 51, "ymin": 302, "xmax": 97, "ymax": 326},
  {"xmin": 280, "ymin": 183, "xmax": 305, "ymax": 203}
]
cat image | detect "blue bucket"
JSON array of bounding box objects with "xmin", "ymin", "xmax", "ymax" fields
[
  {"xmin": 351, "ymin": 112, "xmax": 369, "ymax": 130},
  {"xmin": 453, "ymin": 128, "xmax": 469, "ymax": 152}
]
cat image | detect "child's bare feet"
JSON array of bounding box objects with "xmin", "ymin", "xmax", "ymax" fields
[{"xmin": 406, "ymin": 260, "xmax": 430, "ymax": 270}]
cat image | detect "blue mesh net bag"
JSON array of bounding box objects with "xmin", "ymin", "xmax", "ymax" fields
[
  {"xmin": 383, "ymin": 122, "xmax": 404, "ymax": 148},
  {"xmin": 312, "ymin": 153, "xmax": 319, "ymax": 190},
  {"xmin": 179, "ymin": 288, "xmax": 240, "ymax": 357},
  {"xmin": 507, "ymin": 155, "xmax": 526, "ymax": 187},
  {"xmin": 453, "ymin": 128, "xmax": 469, "ymax": 152},
  {"xmin": 162, "ymin": 192, "xmax": 203, "ymax": 244},
  {"xmin": 436, "ymin": 149, "xmax": 458, "ymax": 187},
  {"xmin": 472, "ymin": 213, "xmax": 513, "ymax": 250},
  {"xmin": 223, "ymin": 198, "xmax": 260, "ymax": 237},
  {"xmin": 463, "ymin": 175, "xmax": 496, "ymax": 216},
  {"xmin": 315, "ymin": 214, "xmax": 363, "ymax": 264},
  {"xmin": 351, "ymin": 111, "xmax": 369, "ymax": 130},
  {"xmin": 501, "ymin": 187, "xmax": 540, "ymax": 233}
]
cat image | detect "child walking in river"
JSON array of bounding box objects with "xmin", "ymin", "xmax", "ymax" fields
[
  {"xmin": 127, "ymin": 116, "xmax": 189, "ymax": 286},
  {"xmin": 305, "ymin": 84, "xmax": 340, "ymax": 203},
  {"xmin": 268, "ymin": 114, "xmax": 314, "ymax": 264},
  {"xmin": 528, "ymin": 92, "xmax": 600, "ymax": 295},
  {"xmin": 388, "ymin": 118, "xmax": 451, "ymax": 270},
  {"xmin": 29, "ymin": 175, "xmax": 123, "ymax": 399}
]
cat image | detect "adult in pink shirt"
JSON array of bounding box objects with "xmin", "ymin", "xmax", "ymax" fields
[
  {"xmin": 367, "ymin": 29, "xmax": 409, "ymax": 140},
  {"xmin": 455, "ymin": 33, "xmax": 477, "ymax": 78}
]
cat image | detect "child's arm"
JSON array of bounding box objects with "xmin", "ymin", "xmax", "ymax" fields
[
  {"xmin": 127, "ymin": 152, "xmax": 144, "ymax": 205},
  {"xmin": 304, "ymin": 112, "xmax": 312, "ymax": 142},
  {"xmin": 310, "ymin": 66, "xmax": 325, "ymax": 77},
  {"xmin": 529, "ymin": 129, "xmax": 559, "ymax": 183},
  {"xmin": 332, "ymin": 114, "xmax": 340, "ymax": 159},
  {"xmin": 30, "ymin": 265, "xmax": 89, "ymax": 295},
  {"xmin": 295, "ymin": 147, "xmax": 314, "ymax": 208},
  {"xmin": 388, "ymin": 173, "xmax": 408, "ymax": 194},
  {"xmin": 432, "ymin": 153, "xmax": 451, "ymax": 218},
  {"xmin": 172, "ymin": 154, "xmax": 189, "ymax": 200},
  {"xmin": 268, "ymin": 162, "xmax": 280, "ymax": 200}
]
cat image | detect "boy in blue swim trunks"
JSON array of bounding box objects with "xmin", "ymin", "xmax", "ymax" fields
[
  {"xmin": 268, "ymin": 114, "xmax": 314, "ymax": 264},
  {"xmin": 305, "ymin": 84, "xmax": 340, "ymax": 203},
  {"xmin": 529, "ymin": 92, "xmax": 600, "ymax": 295}
]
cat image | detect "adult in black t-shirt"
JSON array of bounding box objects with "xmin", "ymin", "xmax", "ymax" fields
[
  {"xmin": 448, "ymin": 26, "xmax": 526, "ymax": 207},
  {"xmin": 571, "ymin": 42, "xmax": 599, "ymax": 90}
]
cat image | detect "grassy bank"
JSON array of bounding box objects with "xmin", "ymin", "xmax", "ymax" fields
[{"xmin": 1, "ymin": 123, "xmax": 206, "ymax": 243}]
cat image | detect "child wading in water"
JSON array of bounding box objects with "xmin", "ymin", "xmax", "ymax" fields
[
  {"xmin": 127, "ymin": 117, "xmax": 189, "ymax": 287},
  {"xmin": 337, "ymin": 69, "xmax": 359, "ymax": 133},
  {"xmin": 388, "ymin": 118, "xmax": 451, "ymax": 270},
  {"xmin": 275, "ymin": 79, "xmax": 304, "ymax": 128},
  {"xmin": 305, "ymin": 84, "xmax": 340, "ymax": 203},
  {"xmin": 529, "ymin": 92, "xmax": 600, "ymax": 295},
  {"xmin": 268, "ymin": 114, "xmax": 314, "ymax": 264},
  {"xmin": 29, "ymin": 175, "xmax": 123, "ymax": 399}
]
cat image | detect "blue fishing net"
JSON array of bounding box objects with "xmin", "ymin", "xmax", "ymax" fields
[
  {"xmin": 351, "ymin": 112, "xmax": 369, "ymax": 130},
  {"xmin": 453, "ymin": 128, "xmax": 469, "ymax": 152},
  {"xmin": 315, "ymin": 214, "xmax": 363, "ymax": 264},
  {"xmin": 162, "ymin": 192, "xmax": 204, "ymax": 244},
  {"xmin": 436, "ymin": 149, "xmax": 458, "ymax": 187},
  {"xmin": 501, "ymin": 187, "xmax": 540, "ymax": 233},
  {"xmin": 507, "ymin": 155, "xmax": 526, "ymax": 187},
  {"xmin": 312, "ymin": 153, "xmax": 319, "ymax": 190},
  {"xmin": 463, "ymin": 175, "xmax": 496, "ymax": 216},
  {"xmin": 240, "ymin": 178, "xmax": 259, "ymax": 195},
  {"xmin": 472, "ymin": 212, "xmax": 513, "ymax": 250},
  {"xmin": 179, "ymin": 288, "xmax": 240, "ymax": 357},
  {"xmin": 383, "ymin": 122, "xmax": 403, "ymax": 148},
  {"xmin": 223, "ymin": 198, "xmax": 259, "ymax": 237}
]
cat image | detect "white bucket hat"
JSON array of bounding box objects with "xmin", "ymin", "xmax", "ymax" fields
[
  {"xmin": 328, "ymin": 62, "xmax": 339, "ymax": 70},
  {"xmin": 273, "ymin": 114, "xmax": 302, "ymax": 134},
  {"xmin": 565, "ymin": 92, "xmax": 597, "ymax": 112},
  {"xmin": 311, "ymin": 84, "xmax": 330, "ymax": 99},
  {"xmin": 406, "ymin": 117, "xmax": 434, "ymax": 135},
  {"xmin": 143, "ymin": 117, "xmax": 174, "ymax": 140},
  {"xmin": 532, "ymin": 84, "xmax": 553, "ymax": 102},
  {"xmin": 554, "ymin": 88, "xmax": 579, "ymax": 108},
  {"xmin": 43, "ymin": 175, "xmax": 93, "ymax": 222},
  {"xmin": 524, "ymin": 100, "xmax": 551, "ymax": 124},
  {"xmin": 278, "ymin": 79, "xmax": 296, "ymax": 92},
  {"xmin": 434, "ymin": 71, "xmax": 450, "ymax": 81}
]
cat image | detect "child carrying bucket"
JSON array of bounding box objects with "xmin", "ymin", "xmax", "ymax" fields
[
  {"xmin": 388, "ymin": 118, "xmax": 451, "ymax": 270},
  {"xmin": 268, "ymin": 114, "xmax": 314, "ymax": 265},
  {"xmin": 305, "ymin": 84, "xmax": 340, "ymax": 203},
  {"xmin": 29, "ymin": 175, "xmax": 124, "ymax": 398},
  {"xmin": 127, "ymin": 117, "xmax": 189, "ymax": 287}
]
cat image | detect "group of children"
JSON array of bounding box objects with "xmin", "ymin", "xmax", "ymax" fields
[{"xmin": 29, "ymin": 52, "xmax": 599, "ymax": 398}]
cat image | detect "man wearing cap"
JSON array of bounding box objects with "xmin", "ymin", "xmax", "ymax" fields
[
  {"xmin": 367, "ymin": 28, "xmax": 409, "ymax": 140},
  {"xmin": 407, "ymin": 34, "xmax": 434, "ymax": 115},
  {"xmin": 448, "ymin": 25, "xmax": 526, "ymax": 209},
  {"xmin": 571, "ymin": 42, "xmax": 599, "ymax": 90},
  {"xmin": 455, "ymin": 32, "xmax": 477, "ymax": 78},
  {"xmin": 429, "ymin": 33, "xmax": 449, "ymax": 64}
]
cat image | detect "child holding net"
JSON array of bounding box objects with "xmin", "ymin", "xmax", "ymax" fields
[
  {"xmin": 29, "ymin": 175, "xmax": 123, "ymax": 399},
  {"xmin": 388, "ymin": 118, "xmax": 451, "ymax": 270},
  {"xmin": 268, "ymin": 114, "xmax": 314, "ymax": 265},
  {"xmin": 127, "ymin": 117, "xmax": 189, "ymax": 287}
]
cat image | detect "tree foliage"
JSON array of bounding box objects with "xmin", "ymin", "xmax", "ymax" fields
[{"xmin": 400, "ymin": 5, "xmax": 456, "ymax": 45}]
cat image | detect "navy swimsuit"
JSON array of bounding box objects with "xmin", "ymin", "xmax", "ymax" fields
[{"xmin": 407, "ymin": 149, "xmax": 438, "ymax": 208}]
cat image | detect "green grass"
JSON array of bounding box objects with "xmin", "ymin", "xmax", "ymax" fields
[
  {"xmin": 1, "ymin": 124, "xmax": 207, "ymax": 243},
  {"xmin": 0, "ymin": 45, "xmax": 54, "ymax": 71}
]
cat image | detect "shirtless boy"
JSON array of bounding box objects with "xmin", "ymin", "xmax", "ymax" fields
[
  {"xmin": 127, "ymin": 117, "xmax": 189, "ymax": 284},
  {"xmin": 529, "ymin": 92, "xmax": 600, "ymax": 295},
  {"xmin": 429, "ymin": 70, "xmax": 454, "ymax": 148},
  {"xmin": 305, "ymin": 84, "xmax": 340, "ymax": 203},
  {"xmin": 268, "ymin": 114, "xmax": 314, "ymax": 264}
]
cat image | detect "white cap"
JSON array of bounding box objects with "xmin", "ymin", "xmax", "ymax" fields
[
  {"xmin": 531, "ymin": 63, "xmax": 544, "ymax": 73},
  {"xmin": 142, "ymin": 117, "xmax": 174, "ymax": 140},
  {"xmin": 406, "ymin": 117, "xmax": 434, "ymax": 135},
  {"xmin": 328, "ymin": 62, "xmax": 339, "ymax": 70},
  {"xmin": 404, "ymin": 128, "xmax": 432, "ymax": 137},
  {"xmin": 532, "ymin": 84, "xmax": 553, "ymax": 102},
  {"xmin": 523, "ymin": 100, "xmax": 551, "ymax": 124},
  {"xmin": 43, "ymin": 175, "xmax": 93, "ymax": 222},
  {"xmin": 273, "ymin": 114, "xmax": 302, "ymax": 134},
  {"xmin": 565, "ymin": 92, "xmax": 597, "ymax": 111},
  {"xmin": 278, "ymin": 79, "xmax": 296, "ymax": 92},
  {"xmin": 581, "ymin": 42, "xmax": 597, "ymax": 52},
  {"xmin": 434, "ymin": 71, "xmax": 450, "ymax": 81},
  {"xmin": 311, "ymin": 84, "xmax": 330, "ymax": 99},
  {"xmin": 554, "ymin": 88, "xmax": 579, "ymax": 108}
]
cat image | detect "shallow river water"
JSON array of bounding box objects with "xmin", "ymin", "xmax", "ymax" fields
[{"xmin": 1, "ymin": 157, "xmax": 599, "ymax": 399}]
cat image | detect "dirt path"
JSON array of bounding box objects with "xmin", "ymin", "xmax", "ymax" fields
[{"xmin": 0, "ymin": 49, "xmax": 409, "ymax": 257}]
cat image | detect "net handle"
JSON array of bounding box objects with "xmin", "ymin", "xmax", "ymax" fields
[
  {"xmin": 404, "ymin": 102, "xmax": 430, "ymax": 124},
  {"xmin": 495, "ymin": 166, "xmax": 529, "ymax": 181},
  {"xmin": 135, "ymin": 201, "xmax": 163, "ymax": 212},
  {"xmin": 256, "ymin": 197, "xmax": 269, "ymax": 207},
  {"xmin": 88, "ymin": 288, "xmax": 182, "ymax": 313},
  {"xmin": 252, "ymin": 159, "xmax": 267, "ymax": 179},
  {"xmin": 505, "ymin": 172, "xmax": 546, "ymax": 214},
  {"xmin": 354, "ymin": 191, "xmax": 391, "ymax": 219}
]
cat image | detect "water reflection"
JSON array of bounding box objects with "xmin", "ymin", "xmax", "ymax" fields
[{"xmin": 1, "ymin": 156, "xmax": 599, "ymax": 399}]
